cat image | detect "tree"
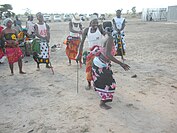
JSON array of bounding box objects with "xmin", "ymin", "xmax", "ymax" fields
[
  {"xmin": 0, "ymin": 4, "xmax": 15, "ymax": 18},
  {"xmin": 131, "ymin": 6, "xmax": 136, "ymax": 16}
]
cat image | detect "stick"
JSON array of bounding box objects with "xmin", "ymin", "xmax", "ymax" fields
[
  {"xmin": 76, "ymin": 61, "xmax": 79, "ymax": 93},
  {"xmin": 49, "ymin": 61, "xmax": 54, "ymax": 75}
]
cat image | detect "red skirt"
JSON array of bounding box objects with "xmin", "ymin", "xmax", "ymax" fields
[{"xmin": 6, "ymin": 47, "xmax": 23, "ymax": 64}]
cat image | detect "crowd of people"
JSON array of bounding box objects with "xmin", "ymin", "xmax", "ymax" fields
[{"xmin": 0, "ymin": 10, "xmax": 130, "ymax": 110}]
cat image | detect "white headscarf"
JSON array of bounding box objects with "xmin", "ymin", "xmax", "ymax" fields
[
  {"xmin": 3, "ymin": 18, "xmax": 13, "ymax": 26},
  {"xmin": 72, "ymin": 14, "xmax": 81, "ymax": 23},
  {"xmin": 90, "ymin": 14, "xmax": 98, "ymax": 22}
]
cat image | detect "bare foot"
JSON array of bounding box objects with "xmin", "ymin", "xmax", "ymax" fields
[
  {"xmin": 10, "ymin": 73, "xmax": 14, "ymax": 76},
  {"xmin": 46, "ymin": 65, "xmax": 52, "ymax": 68},
  {"xmin": 85, "ymin": 86, "xmax": 91, "ymax": 90},
  {"xmin": 100, "ymin": 101, "xmax": 112, "ymax": 110},
  {"xmin": 19, "ymin": 71, "xmax": 26, "ymax": 74}
]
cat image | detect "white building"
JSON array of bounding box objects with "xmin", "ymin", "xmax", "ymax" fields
[{"xmin": 141, "ymin": 8, "xmax": 167, "ymax": 21}]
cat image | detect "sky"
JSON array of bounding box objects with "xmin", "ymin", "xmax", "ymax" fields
[{"xmin": 1, "ymin": 0, "xmax": 177, "ymax": 14}]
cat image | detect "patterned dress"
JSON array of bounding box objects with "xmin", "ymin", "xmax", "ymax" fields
[
  {"xmin": 4, "ymin": 33, "xmax": 23, "ymax": 64},
  {"xmin": 33, "ymin": 23, "xmax": 49, "ymax": 64},
  {"xmin": 92, "ymin": 45, "xmax": 116, "ymax": 102}
]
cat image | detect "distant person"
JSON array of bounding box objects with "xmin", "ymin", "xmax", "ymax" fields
[
  {"xmin": 0, "ymin": 24, "xmax": 6, "ymax": 63},
  {"xmin": 65, "ymin": 14, "xmax": 82, "ymax": 66},
  {"xmin": 15, "ymin": 16, "xmax": 22, "ymax": 30},
  {"xmin": 26, "ymin": 15, "xmax": 35, "ymax": 38},
  {"xmin": 112, "ymin": 9, "xmax": 126, "ymax": 61},
  {"xmin": 92, "ymin": 27, "xmax": 130, "ymax": 109},
  {"xmin": 1, "ymin": 18, "xmax": 25, "ymax": 75},
  {"xmin": 76, "ymin": 14, "xmax": 106, "ymax": 90},
  {"xmin": 12, "ymin": 20, "xmax": 21, "ymax": 34},
  {"xmin": 33, "ymin": 12, "xmax": 51, "ymax": 70}
]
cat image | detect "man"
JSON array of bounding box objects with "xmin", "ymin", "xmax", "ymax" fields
[
  {"xmin": 112, "ymin": 9, "xmax": 126, "ymax": 61},
  {"xmin": 33, "ymin": 12, "xmax": 51, "ymax": 70},
  {"xmin": 65, "ymin": 14, "xmax": 82, "ymax": 66},
  {"xmin": 76, "ymin": 14, "xmax": 106, "ymax": 90},
  {"xmin": 26, "ymin": 15, "xmax": 35, "ymax": 38}
]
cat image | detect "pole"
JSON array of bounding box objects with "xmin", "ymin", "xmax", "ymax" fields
[{"xmin": 76, "ymin": 61, "xmax": 79, "ymax": 93}]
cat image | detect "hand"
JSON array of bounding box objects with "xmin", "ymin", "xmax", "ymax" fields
[
  {"xmin": 75, "ymin": 53, "xmax": 82, "ymax": 63},
  {"xmin": 120, "ymin": 63, "xmax": 130, "ymax": 71}
]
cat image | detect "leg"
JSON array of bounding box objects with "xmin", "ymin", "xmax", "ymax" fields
[
  {"xmin": 99, "ymin": 100, "xmax": 112, "ymax": 110},
  {"xmin": 79, "ymin": 58, "xmax": 82, "ymax": 68},
  {"xmin": 68, "ymin": 58, "xmax": 71, "ymax": 66},
  {"xmin": 46, "ymin": 63, "xmax": 52, "ymax": 68},
  {"xmin": 9, "ymin": 63, "xmax": 14, "ymax": 75},
  {"xmin": 18, "ymin": 57, "xmax": 26, "ymax": 74},
  {"xmin": 36, "ymin": 62, "xmax": 40, "ymax": 71},
  {"xmin": 85, "ymin": 81, "xmax": 91, "ymax": 90}
]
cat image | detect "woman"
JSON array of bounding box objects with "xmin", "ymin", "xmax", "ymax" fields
[
  {"xmin": 1, "ymin": 18, "xmax": 25, "ymax": 75},
  {"xmin": 92, "ymin": 27, "xmax": 130, "ymax": 110},
  {"xmin": 33, "ymin": 12, "xmax": 51, "ymax": 70},
  {"xmin": 76, "ymin": 14, "xmax": 106, "ymax": 90},
  {"xmin": 65, "ymin": 14, "xmax": 82, "ymax": 66}
]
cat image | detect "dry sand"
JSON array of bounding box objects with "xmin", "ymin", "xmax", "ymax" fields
[{"xmin": 0, "ymin": 18, "xmax": 177, "ymax": 133}]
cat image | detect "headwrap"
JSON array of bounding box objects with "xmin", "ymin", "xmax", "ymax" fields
[
  {"xmin": 90, "ymin": 14, "xmax": 98, "ymax": 22},
  {"xmin": 36, "ymin": 12, "xmax": 43, "ymax": 17},
  {"xmin": 3, "ymin": 18, "xmax": 13, "ymax": 26},
  {"xmin": 72, "ymin": 14, "xmax": 81, "ymax": 23}
]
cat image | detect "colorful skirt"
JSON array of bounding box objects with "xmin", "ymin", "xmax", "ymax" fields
[
  {"xmin": 86, "ymin": 52, "xmax": 95, "ymax": 82},
  {"xmin": 5, "ymin": 47, "xmax": 23, "ymax": 64},
  {"xmin": 65, "ymin": 36, "xmax": 80, "ymax": 60},
  {"xmin": 92, "ymin": 57, "xmax": 116, "ymax": 102},
  {"xmin": 113, "ymin": 33, "xmax": 126, "ymax": 56},
  {"xmin": 33, "ymin": 40, "xmax": 49, "ymax": 64}
]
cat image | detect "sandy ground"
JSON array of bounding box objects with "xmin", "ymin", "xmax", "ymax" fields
[{"xmin": 0, "ymin": 18, "xmax": 177, "ymax": 133}]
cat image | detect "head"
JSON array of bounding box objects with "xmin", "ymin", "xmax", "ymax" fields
[
  {"xmin": 16, "ymin": 16, "xmax": 19, "ymax": 20},
  {"xmin": 4, "ymin": 18, "xmax": 13, "ymax": 27},
  {"xmin": 90, "ymin": 14, "xmax": 99, "ymax": 29},
  {"xmin": 116, "ymin": 10, "xmax": 122, "ymax": 18},
  {"xmin": 30, "ymin": 15, "xmax": 34, "ymax": 21},
  {"xmin": 36, "ymin": 12, "xmax": 44, "ymax": 22},
  {"xmin": 72, "ymin": 14, "xmax": 81, "ymax": 25},
  {"xmin": 104, "ymin": 27, "xmax": 113, "ymax": 35}
]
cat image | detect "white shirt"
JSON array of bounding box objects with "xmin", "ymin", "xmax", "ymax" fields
[
  {"xmin": 87, "ymin": 27, "xmax": 103, "ymax": 49},
  {"xmin": 113, "ymin": 17, "xmax": 125, "ymax": 30},
  {"xmin": 36, "ymin": 23, "xmax": 47, "ymax": 37}
]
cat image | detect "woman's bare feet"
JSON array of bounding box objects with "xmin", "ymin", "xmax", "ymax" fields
[
  {"xmin": 10, "ymin": 73, "xmax": 14, "ymax": 76},
  {"xmin": 100, "ymin": 101, "xmax": 112, "ymax": 110},
  {"xmin": 19, "ymin": 71, "xmax": 26, "ymax": 74}
]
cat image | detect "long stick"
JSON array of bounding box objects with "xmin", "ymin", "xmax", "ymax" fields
[
  {"xmin": 49, "ymin": 61, "xmax": 54, "ymax": 75},
  {"xmin": 76, "ymin": 61, "xmax": 79, "ymax": 93}
]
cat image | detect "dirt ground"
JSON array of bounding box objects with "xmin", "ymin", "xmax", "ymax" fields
[{"xmin": 0, "ymin": 18, "xmax": 177, "ymax": 133}]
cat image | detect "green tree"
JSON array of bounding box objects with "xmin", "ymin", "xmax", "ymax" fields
[
  {"xmin": 131, "ymin": 6, "xmax": 136, "ymax": 16},
  {"xmin": 0, "ymin": 4, "xmax": 15, "ymax": 18}
]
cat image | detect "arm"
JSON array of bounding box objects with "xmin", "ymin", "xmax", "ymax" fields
[
  {"xmin": 105, "ymin": 36, "xmax": 130, "ymax": 71},
  {"xmin": 98, "ymin": 24, "xmax": 106, "ymax": 36},
  {"xmin": 76, "ymin": 27, "xmax": 88, "ymax": 61},
  {"xmin": 46, "ymin": 23, "xmax": 50, "ymax": 43},
  {"xmin": 120, "ymin": 19, "xmax": 125, "ymax": 31}
]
